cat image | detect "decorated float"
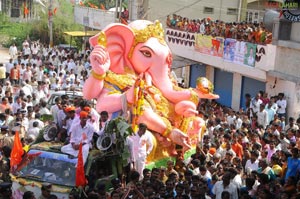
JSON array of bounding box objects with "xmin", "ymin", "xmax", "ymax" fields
[{"xmin": 83, "ymin": 19, "xmax": 219, "ymax": 167}]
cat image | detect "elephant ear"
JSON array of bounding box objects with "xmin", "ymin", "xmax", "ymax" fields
[{"xmin": 89, "ymin": 23, "xmax": 135, "ymax": 74}]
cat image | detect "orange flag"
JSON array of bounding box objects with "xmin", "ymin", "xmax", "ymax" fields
[
  {"xmin": 76, "ymin": 143, "xmax": 87, "ymax": 187},
  {"xmin": 24, "ymin": 6, "xmax": 29, "ymax": 15},
  {"xmin": 53, "ymin": 8, "xmax": 57, "ymax": 15},
  {"xmin": 10, "ymin": 132, "xmax": 25, "ymax": 168}
]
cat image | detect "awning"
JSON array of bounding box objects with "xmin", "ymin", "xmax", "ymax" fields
[{"xmin": 63, "ymin": 30, "xmax": 100, "ymax": 37}]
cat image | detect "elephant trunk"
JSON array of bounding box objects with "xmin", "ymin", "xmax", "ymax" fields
[{"xmin": 148, "ymin": 67, "xmax": 192, "ymax": 104}]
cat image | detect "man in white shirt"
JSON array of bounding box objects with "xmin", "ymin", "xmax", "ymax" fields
[
  {"xmin": 245, "ymin": 150, "xmax": 260, "ymax": 174},
  {"xmin": 5, "ymin": 59, "xmax": 14, "ymax": 79},
  {"xmin": 128, "ymin": 123, "xmax": 154, "ymax": 178},
  {"xmin": 276, "ymin": 93, "xmax": 287, "ymax": 119},
  {"xmin": 212, "ymin": 172, "xmax": 238, "ymax": 199},
  {"xmin": 226, "ymin": 110, "xmax": 236, "ymax": 126},
  {"xmin": 257, "ymin": 104, "xmax": 268, "ymax": 129},
  {"xmin": 9, "ymin": 44, "xmax": 18, "ymax": 60},
  {"xmin": 250, "ymin": 93, "xmax": 262, "ymax": 118},
  {"xmin": 265, "ymin": 102, "xmax": 276, "ymax": 125},
  {"xmin": 50, "ymin": 97, "xmax": 61, "ymax": 125},
  {"xmin": 61, "ymin": 111, "xmax": 94, "ymax": 164}
]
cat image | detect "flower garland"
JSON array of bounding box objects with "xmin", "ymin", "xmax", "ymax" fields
[{"xmin": 132, "ymin": 76, "xmax": 145, "ymax": 132}]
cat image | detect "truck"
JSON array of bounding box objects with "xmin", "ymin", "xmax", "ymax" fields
[{"xmin": 11, "ymin": 117, "xmax": 132, "ymax": 199}]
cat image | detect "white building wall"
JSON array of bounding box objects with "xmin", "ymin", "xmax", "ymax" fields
[
  {"xmin": 148, "ymin": 0, "xmax": 240, "ymax": 23},
  {"xmin": 266, "ymin": 76, "xmax": 299, "ymax": 119},
  {"xmin": 291, "ymin": 23, "xmax": 300, "ymax": 42}
]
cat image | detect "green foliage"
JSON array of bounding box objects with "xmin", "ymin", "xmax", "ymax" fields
[
  {"xmin": 104, "ymin": 117, "xmax": 133, "ymax": 166},
  {"xmin": 0, "ymin": 0, "xmax": 84, "ymax": 49},
  {"xmin": 83, "ymin": 0, "xmax": 128, "ymax": 9},
  {"xmin": 0, "ymin": 15, "xmax": 32, "ymax": 49}
]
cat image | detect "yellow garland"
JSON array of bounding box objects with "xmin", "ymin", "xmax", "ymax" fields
[
  {"xmin": 132, "ymin": 78, "xmax": 145, "ymax": 132},
  {"xmin": 97, "ymin": 31, "xmax": 107, "ymax": 47},
  {"xmin": 91, "ymin": 70, "xmax": 106, "ymax": 81}
]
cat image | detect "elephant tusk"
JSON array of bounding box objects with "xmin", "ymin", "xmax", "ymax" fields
[{"xmin": 145, "ymin": 72, "xmax": 152, "ymax": 86}]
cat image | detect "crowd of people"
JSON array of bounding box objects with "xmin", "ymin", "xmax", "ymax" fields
[
  {"xmin": 0, "ymin": 40, "xmax": 300, "ymax": 199},
  {"xmin": 166, "ymin": 14, "xmax": 272, "ymax": 45}
]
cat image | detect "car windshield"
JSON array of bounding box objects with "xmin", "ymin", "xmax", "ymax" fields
[{"xmin": 18, "ymin": 149, "xmax": 77, "ymax": 187}]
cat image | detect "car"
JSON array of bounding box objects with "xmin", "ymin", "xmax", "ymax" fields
[
  {"xmin": 57, "ymin": 44, "xmax": 78, "ymax": 53},
  {"xmin": 11, "ymin": 117, "xmax": 132, "ymax": 198},
  {"xmin": 47, "ymin": 90, "xmax": 84, "ymax": 109}
]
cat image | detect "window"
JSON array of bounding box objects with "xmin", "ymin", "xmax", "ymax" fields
[
  {"xmin": 227, "ymin": 8, "xmax": 238, "ymax": 15},
  {"xmin": 204, "ymin": 7, "xmax": 214, "ymax": 14}
]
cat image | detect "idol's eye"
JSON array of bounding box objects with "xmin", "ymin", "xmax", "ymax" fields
[{"xmin": 140, "ymin": 50, "xmax": 152, "ymax": 58}]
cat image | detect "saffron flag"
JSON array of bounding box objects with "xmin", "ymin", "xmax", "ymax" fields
[
  {"xmin": 53, "ymin": 8, "xmax": 57, "ymax": 15},
  {"xmin": 10, "ymin": 132, "xmax": 24, "ymax": 168},
  {"xmin": 24, "ymin": 7, "xmax": 29, "ymax": 15},
  {"xmin": 76, "ymin": 143, "xmax": 87, "ymax": 187}
]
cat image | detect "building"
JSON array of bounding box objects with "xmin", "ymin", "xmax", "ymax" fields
[
  {"xmin": 148, "ymin": 0, "xmax": 246, "ymax": 23},
  {"xmin": 165, "ymin": 8, "xmax": 300, "ymax": 119}
]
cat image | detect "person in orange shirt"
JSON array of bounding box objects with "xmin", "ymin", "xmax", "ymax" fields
[
  {"xmin": 231, "ymin": 133, "xmax": 243, "ymax": 160},
  {"xmin": 10, "ymin": 63, "xmax": 20, "ymax": 85},
  {"xmin": 0, "ymin": 97, "xmax": 12, "ymax": 114}
]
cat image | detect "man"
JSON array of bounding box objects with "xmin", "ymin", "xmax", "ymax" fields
[
  {"xmin": 0, "ymin": 64, "xmax": 6, "ymax": 85},
  {"xmin": 10, "ymin": 63, "xmax": 20, "ymax": 85},
  {"xmin": 23, "ymin": 191, "xmax": 36, "ymax": 199},
  {"xmin": 11, "ymin": 96, "xmax": 22, "ymax": 115},
  {"xmin": 212, "ymin": 172, "xmax": 238, "ymax": 199},
  {"xmin": 257, "ymin": 158, "xmax": 276, "ymax": 181},
  {"xmin": 9, "ymin": 43, "xmax": 18, "ymax": 60},
  {"xmin": 57, "ymin": 106, "xmax": 78, "ymax": 141},
  {"xmin": 257, "ymin": 103, "xmax": 268, "ymax": 129},
  {"xmin": 245, "ymin": 150, "xmax": 259, "ymax": 174},
  {"xmin": 284, "ymin": 117, "xmax": 299, "ymax": 132},
  {"xmin": 128, "ymin": 123, "xmax": 154, "ymax": 178},
  {"xmin": 50, "ymin": 97, "xmax": 61, "ymax": 126},
  {"xmin": 97, "ymin": 111, "xmax": 109, "ymax": 136},
  {"xmin": 276, "ymin": 93, "xmax": 287, "ymax": 119},
  {"xmin": 265, "ymin": 101, "xmax": 276, "ymax": 125},
  {"xmin": 0, "ymin": 97, "xmax": 11, "ymax": 114},
  {"xmin": 39, "ymin": 183, "xmax": 52, "ymax": 199},
  {"xmin": 285, "ymin": 147, "xmax": 300, "ymax": 182},
  {"xmin": 5, "ymin": 59, "xmax": 13, "ymax": 79},
  {"xmin": 61, "ymin": 111, "xmax": 94, "ymax": 164},
  {"xmin": 250, "ymin": 93, "xmax": 262, "ymax": 118}
]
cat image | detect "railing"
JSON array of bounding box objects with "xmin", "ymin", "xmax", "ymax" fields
[{"xmin": 166, "ymin": 28, "xmax": 276, "ymax": 71}]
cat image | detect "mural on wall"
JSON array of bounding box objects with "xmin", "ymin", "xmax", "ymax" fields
[
  {"xmin": 194, "ymin": 34, "xmax": 224, "ymax": 57},
  {"xmin": 223, "ymin": 38, "xmax": 236, "ymax": 62},
  {"xmin": 233, "ymin": 41, "xmax": 246, "ymax": 65},
  {"xmin": 243, "ymin": 42, "xmax": 257, "ymax": 67}
]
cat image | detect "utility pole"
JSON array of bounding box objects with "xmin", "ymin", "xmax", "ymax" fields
[{"xmin": 49, "ymin": 0, "xmax": 53, "ymax": 47}]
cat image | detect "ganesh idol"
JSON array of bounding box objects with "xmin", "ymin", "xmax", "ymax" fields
[{"xmin": 83, "ymin": 20, "xmax": 219, "ymax": 161}]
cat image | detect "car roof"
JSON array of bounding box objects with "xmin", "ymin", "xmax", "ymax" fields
[{"xmin": 49, "ymin": 90, "xmax": 83, "ymax": 96}]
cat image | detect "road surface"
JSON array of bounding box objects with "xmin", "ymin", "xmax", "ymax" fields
[{"xmin": 0, "ymin": 46, "xmax": 10, "ymax": 64}]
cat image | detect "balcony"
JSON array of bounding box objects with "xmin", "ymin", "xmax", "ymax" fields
[{"xmin": 166, "ymin": 27, "xmax": 300, "ymax": 83}]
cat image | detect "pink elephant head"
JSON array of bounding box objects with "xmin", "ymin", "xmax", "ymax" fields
[{"xmin": 88, "ymin": 20, "xmax": 191, "ymax": 104}]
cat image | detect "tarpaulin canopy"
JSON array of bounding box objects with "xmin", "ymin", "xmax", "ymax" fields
[{"xmin": 63, "ymin": 31, "xmax": 99, "ymax": 37}]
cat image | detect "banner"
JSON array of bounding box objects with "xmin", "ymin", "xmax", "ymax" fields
[
  {"xmin": 223, "ymin": 38, "xmax": 236, "ymax": 62},
  {"xmin": 233, "ymin": 41, "xmax": 246, "ymax": 65},
  {"xmin": 195, "ymin": 34, "xmax": 224, "ymax": 57},
  {"xmin": 243, "ymin": 42, "xmax": 257, "ymax": 67}
]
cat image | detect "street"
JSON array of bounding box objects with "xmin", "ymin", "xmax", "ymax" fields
[{"xmin": 0, "ymin": 46, "xmax": 10, "ymax": 64}]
